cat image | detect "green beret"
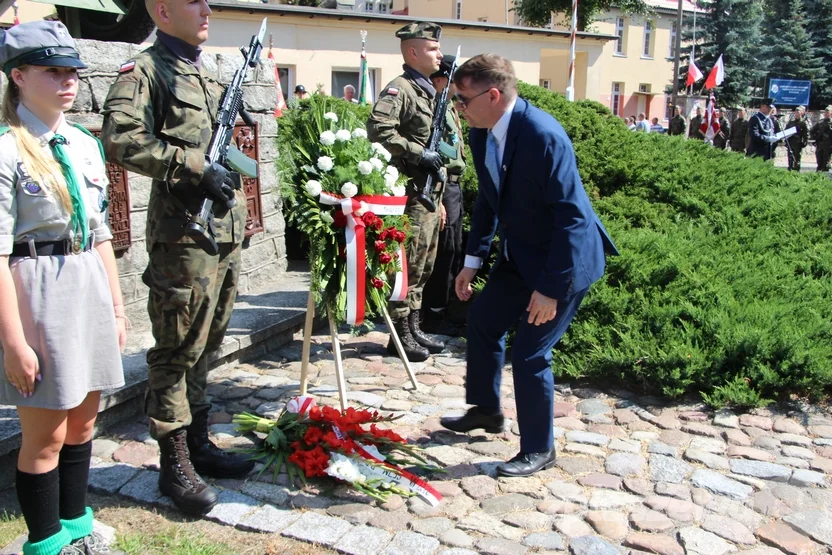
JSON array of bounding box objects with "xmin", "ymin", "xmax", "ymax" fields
[{"xmin": 395, "ymin": 22, "xmax": 442, "ymax": 41}]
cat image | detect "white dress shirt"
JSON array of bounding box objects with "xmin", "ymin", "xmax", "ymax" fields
[{"xmin": 464, "ymin": 98, "xmax": 516, "ymax": 270}]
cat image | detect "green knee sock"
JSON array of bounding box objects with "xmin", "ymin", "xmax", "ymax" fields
[
  {"xmin": 60, "ymin": 506, "xmax": 93, "ymax": 541},
  {"xmin": 22, "ymin": 527, "xmax": 71, "ymax": 555}
]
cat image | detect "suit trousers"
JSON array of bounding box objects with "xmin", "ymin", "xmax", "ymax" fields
[
  {"xmin": 423, "ymin": 180, "xmax": 464, "ymax": 313},
  {"xmin": 465, "ymin": 260, "xmax": 588, "ymax": 453}
]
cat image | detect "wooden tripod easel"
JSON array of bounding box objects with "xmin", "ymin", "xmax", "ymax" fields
[{"xmin": 298, "ymin": 289, "xmax": 420, "ymax": 410}]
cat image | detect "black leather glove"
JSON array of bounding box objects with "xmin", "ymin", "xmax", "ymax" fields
[
  {"xmin": 200, "ymin": 162, "xmax": 236, "ymax": 209},
  {"xmin": 418, "ymin": 149, "xmax": 443, "ymax": 173}
]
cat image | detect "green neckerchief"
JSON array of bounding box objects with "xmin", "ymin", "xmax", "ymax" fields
[{"xmin": 49, "ymin": 134, "xmax": 88, "ymax": 249}]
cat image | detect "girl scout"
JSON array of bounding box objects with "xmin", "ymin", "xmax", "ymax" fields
[{"xmin": 0, "ymin": 21, "xmax": 126, "ymax": 555}]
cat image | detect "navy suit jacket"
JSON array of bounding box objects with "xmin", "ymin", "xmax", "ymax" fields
[{"xmin": 466, "ymin": 98, "xmax": 618, "ymax": 300}]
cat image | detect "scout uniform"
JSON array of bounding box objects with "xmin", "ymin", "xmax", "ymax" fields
[
  {"xmin": 423, "ymin": 54, "xmax": 467, "ymax": 335},
  {"xmin": 100, "ymin": 29, "xmax": 251, "ymax": 516},
  {"xmin": 367, "ymin": 21, "xmax": 445, "ymax": 362},
  {"xmin": 0, "ymin": 21, "xmax": 124, "ymax": 555}
]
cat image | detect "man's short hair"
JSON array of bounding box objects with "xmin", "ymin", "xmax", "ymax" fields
[
  {"xmin": 453, "ymin": 53, "xmax": 517, "ymax": 95},
  {"xmin": 344, "ymin": 84, "xmax": 355, "ymax": 92}
]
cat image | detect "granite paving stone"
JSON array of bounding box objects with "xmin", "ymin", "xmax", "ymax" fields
[
  {"xmin": 282, "ymin": 512, "xmax": 353, "ymax": 547},
  {"xmin": 689, "ymin": 436, "xmax": 728, "ymax": 454},
  {"xmin": 480, "ymin": 493, "xmax": 537, "ymax": 516},
  {"xmin": 117, "ymin": 470, "xmax": 163, "ymax": 504},
  {"xmin": 684, "ymin": 448, "xmax": 730, "ymax": 470},
  {"xmin": 565, "ymin": 431, "xmax": 611, "ymax": 447},
  {"xmin": 773, "ymin": 418, "xmax": 807, "ymax": 435},
  {"xmin": 778, "ymin": 433, "xmax": 813, "ymax": 447},
  {"xmin": 457, "ymin": 511, "xmax": 524, "ymax": 541},
  {"xmin": 584, "ymin": 510, "xmax": 629, "ymax": 541},
  {"xmin": 654, "ymin": 482, "xmax": 691, "ymax": 500},
  {"xmin": 623, "ymin": 532, "xmax": 685, "ymax": 555},
  {"xmin": 604, "ymin": 453, "xmax": 645, "ymax": 477},
  {"xmin": 577, "ymin": 473, "xmax": 622, "ymax": 491},
  {"xmin": 629, "ymin": 508, "xmax": 674, "ymax": 532},
  {"xmin": 588, "ymin": 490, "xmax": 641, "ymax": 510},
  {"xmin": 439, "ymin": 529, "xmax": 474, "ymax": 548},
  {"xmin": 382, "ymin": 531, "xmax": 441, "ymax": 555},
  {"xmin": 781, "ymin": 445, "xmax": 815, "ymax": 460},
  {"xmin": 205, "ymin": 490, "xmax": 260, "ymax": 527},
  {"xmin": 729, "ymin": 459, "xmax": 793, "ymax": 482},
  {"xmin": 87, "ymin": 462, "xmax": 141, "ymax": 494},
  {"xmin": 754, "ymin": 521, "xmax": 823, "ymax": 555},
  {"xmin": 789, "ymin": 469, "xmax": 826, "ymax": 487},
  {"xmin": 726, "ymin": 446, "xmax": 776, "ymax": 461},
  {"xmin": 649, "ymin": 453, "xmax": 693, "ymax": 483},
  {"xmin": 501, "ymin": 511, "xmax": 552, "ymax": 530},
  {"xmin": 702, "ymin": 514, "xmax": 757, "ymax": 545},
  {"xmin": 475, "ymin": 537, "xmax": 528, "ymax": 555},
  {"xmin": 554, "ymin": 515, "xmax": 594, "ymax": 538},
  {"xmin": 237, "ymin": 504, "xmax": 300, "ymax": 534},
  {"xmin": 568, "ymin": 535, "xmax": 620, "ymax": 555},
  {"xmin": 644, "ymin": 495, "xmax": 704, "ymax": 523},
  {"xmin": 522, "ymin": 531, "xmax": 565, "ymax": 551},
  {"xmin": 691, "ymin": 469, "xmax": 754, "ymax": 500},
  {"xmin": 678, "ymin": 526, "xmax": 738, "ymax": 555},
  {"xmin": 647, "ymin": 442, "xmax": 677, "ymax": 457},
  {"xmin": 781, "ymin": 511, "xmax": 832, "ymax": 548}
]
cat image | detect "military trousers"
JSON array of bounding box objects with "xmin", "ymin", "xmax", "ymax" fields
[
  {"xmin": 388, "ymin": 195, "xmax": 441, "ymax": 321},
  {"xmin": 143, "ymin": 242, "xmax": 241, "ymax": 439},
  {"xmin": 817, "ymin": 146, "xmax": 831, "ymax": 172},
  {"xmin": 788, "ymin": 147, "xmax": 803, "ymax": 171}
]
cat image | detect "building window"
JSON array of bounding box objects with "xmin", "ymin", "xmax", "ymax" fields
[
  {"xmin": 364, "ymin": 1, "xmax": 373, "ymax": 12},
  {"xmin": 669, "ymin": 22, "xmax": 677, "ymax": 58},
  {"xmin": 455, "ymin": 0, "xmax": 462, "ymax": 19},
  {"xmin": 639, "ymin": 83, "xmax": 651, "ymax": 93},
  {"xmin": 377, "ymin": 1, "xmax": 389, "ymax": 13},
  {"xmin": 478, "ymin": 16, "xmax": 488, "ymax": 22},
  {"xmin": 643, "ymin": 20, "xmax": 653, "ymax": 57},
  {"xmin": 612, "ymin": 82, "xmax": 622, "ymax": 116},
  {"xmin": 332, "ymin": 69, "xmax": 378, "ymax": 100},
  {"xmin": 540, "ymin": 79, "xmax": 551, "ymax": 90},
  {"xmin": 615, "ymin": 17, "xmax": 626, "ymax": 55},
  {"xmin": 278, "ymin": 67, "xmax": 293, "ymax": 99}
]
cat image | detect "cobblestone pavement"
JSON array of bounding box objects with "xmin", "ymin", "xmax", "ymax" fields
[{"xmin": 82, "ymin": 327, "xmax": 832, "ymax": 554}]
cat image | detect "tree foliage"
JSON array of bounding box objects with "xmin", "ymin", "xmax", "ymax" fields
[{"xmin": 512, "ymin": 0, "xmax": 650, "ymax": 31}]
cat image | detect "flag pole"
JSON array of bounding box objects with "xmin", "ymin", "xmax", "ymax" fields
[
  {"xmin": 690, "ymin": 0, "xmax": 697, "ymax": 96},
  {"xmin": 566, "ymin": 0, "xmax": 578, "ymax": 102},
  {"xmin": 358, "ymin": 30, "xmax": 368, "ymax": 104},
  {"xmin": 671, "ymin": 0, "xmax": 683, "ymax": 109}
]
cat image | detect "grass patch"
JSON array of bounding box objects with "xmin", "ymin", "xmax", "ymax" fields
[
  {"xmin": 116, "ymin": 526, "xmax": 235, "ymax": 555},
  {"xmin": 0, "ymin": 510, "xmax": 26, "ymax": 549}
]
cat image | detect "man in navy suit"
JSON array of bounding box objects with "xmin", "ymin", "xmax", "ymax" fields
[{"xmin": 440, "ymin": 54, "xmax": 617, "ymax": 477}]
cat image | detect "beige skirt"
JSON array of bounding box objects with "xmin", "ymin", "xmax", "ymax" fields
[{"xmin": 0, "ymin": 248, "xmax": 124, "ymax": 410}]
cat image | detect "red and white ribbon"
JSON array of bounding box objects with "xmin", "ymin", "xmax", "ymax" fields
[{"xmin": 318, "ymin": 192, "xmax": 408, "ymax": 325}]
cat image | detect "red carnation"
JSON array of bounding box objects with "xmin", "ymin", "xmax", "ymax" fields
[
  {"xmin": 379, "ymin": 252, "xmax": 392, "ymax": 264},
  {"xmin": 371, "ymin": 217, "xmax": 383, "ymax": 231},
  {"xmin": 371, "ymin": 277, "xmax": 385, "ymax": 289},
  {"xmin": 303, "ymin": 426, "xmax": 324, "ymax": 445},
  {"xmin": 374, "ymin": 240, "xmax": 386, "ymax": 252},
  {"xmin": 394, "ymin": 230, "xmax": 406, "ymax": 243},
  {"xmin": 361, "ymin": 212, "xmax": 377, "ymax": 227}
]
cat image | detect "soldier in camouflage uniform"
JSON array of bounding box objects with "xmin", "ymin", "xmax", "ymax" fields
[
  {"xmin": 730, "ymin": 107, "xmax": 749, "ymax": 152},
  {"xmin": 688, "ymin": 107, "xmax": 705, "ymax": 141},
  {"xmin": 99, "ymin": 0, "xmax": 252, "ymax": 516},
  {"xmin": 812, "ymin": 106, "xmax": 832, "ymax": 172},
  {"xmin": 786, "ymin": 106, "xmax": 809, "ymax": 171},
  {"xmin": 668, "ymin": 105, "xmax": 687, "ymax": 136},
  {"xmin": 367, "ymin": 22, "xmax": 445, "ymax": 362},
  {"xmin": 713, "ymin": 108, "xmax": 730, "ymax": 150},
  {"xmin": 423, "ymin": 55, "xmax": 467, "ymax": 337}
]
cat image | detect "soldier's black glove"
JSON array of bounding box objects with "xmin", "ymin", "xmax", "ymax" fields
[
  {"xmin": 418, "ymin": 149, "xmax": 443, "ymax": 173},
  {"xmin": 200, "ymin": 162, "xmax": 236, "ymax": 209}
]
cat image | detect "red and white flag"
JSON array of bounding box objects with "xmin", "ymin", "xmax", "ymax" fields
[
  {"xmin": 699, "ymin": 94, "xmax": 720, "ymax": 142},
  {"xmin": 704, "ymin": 54, "xmax": 725, "ymax": 90},
  {"xmin": 687, "ymin": 57, "xmax": 704, "ymax": 87},
  {"xmin": 268, "ymin": 49, "xmax": 287, "ymax": 118}
]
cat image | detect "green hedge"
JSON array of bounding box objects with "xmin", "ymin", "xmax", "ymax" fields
[{"xmin": 276, "ymin": 88, "xmax": 832, "ymax": 408}]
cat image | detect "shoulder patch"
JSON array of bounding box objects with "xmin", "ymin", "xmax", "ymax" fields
[
  {"xmin": 387, "ymin": 87, "xmax": 399, "ymax": 96},
  {"xmin": 119, "ymin": 60, "xmax": 136, "ymax": 73}
]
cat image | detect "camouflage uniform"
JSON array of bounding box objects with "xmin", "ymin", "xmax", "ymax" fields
[
  {"xmin": 812, "ymin": 114, "xmax": 832, "ymax": 172},
  {"xmin": 688, "ymin": 115, "xmax": 705, "ymax": 140},
  {"xmin": 100, "ymin": 38, "xmax": 247, "ymax": 440},
  {"xmin": 786, "ymin": 117, "xmax": 809, "ymax": 171},
  {"xmin": 730, "ymin": 115, "xmax": 749, "ymax": 152},
  {"xmin": 713, "ymin": 116, "xmax": 730, "ymax": 150},
  {"xmin": 668, "ymin": 114, "xmax": 687, "ymax": 136}
]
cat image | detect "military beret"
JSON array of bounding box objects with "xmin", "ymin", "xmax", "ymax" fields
[
  {"xmin": 0, "ymin": 21, "xmax": 86, "ymax": 77},
  {"xmin": 761, "ymin": 97, "xmax": 775, "ymax": 107},
  {"xmin": 430, "ymin": 55, "xmax": 455, "ymax": 79},
  {"xmin": 395, "ymin": 22, "xmax": 441, "ymax": 41}
]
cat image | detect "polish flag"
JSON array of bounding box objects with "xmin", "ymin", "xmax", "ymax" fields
[
  {"xmin": 687, "ymin": 58, "xmax": 704, "ymax": 87},
  {"xmin": 705, "ymin": 54, "xmax": 725, "ymax": 90},
  {"xmin": 699, "ymin": 94, "xmax": 721, "ymax": 142}
]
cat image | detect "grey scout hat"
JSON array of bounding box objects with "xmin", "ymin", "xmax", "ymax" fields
[{"xmin": 0, "ymin": 20, "xmax": 86, "ymax": 77}]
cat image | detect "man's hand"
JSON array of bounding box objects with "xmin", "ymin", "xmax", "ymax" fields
[
  {"xmin": 439, "ymin": 204, "xmax": 447, "ymax": 231},
  {"xmin": 200, "ymin": 162, "xmax": 236, "ymax": 209},
  {"xmin": 527, "ymin": 291, "xmax": 558, "ymax": 326},
  {"xmin": 455, "ymin": 267, "xmax": 477, "ymax": 302},
  {"xmin": 418, "ymin": 150, "xmax": 443, "ymax": 173}
]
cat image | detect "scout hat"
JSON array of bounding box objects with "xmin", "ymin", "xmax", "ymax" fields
[
  {"xmin": 395, "ymin": 22, "xmax": 442, "ymax": 41},
  {"xmin": 761, "ymin": 97, "xmax": 775, "ymax": 107},
  {"xmin": 431, "ymin": 55, "xmax": 455, "ymax": 79},
  {"xmin": 0, "ymin": 21, "xmax": 86, "ymax": 77}
]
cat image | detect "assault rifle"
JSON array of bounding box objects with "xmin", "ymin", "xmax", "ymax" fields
[
  {"xmin": 186, "ymin": 18, "xmax": 267, "ymax": 255},
  {"xmin": 416, "ymin": 45, "xmax": 461, "ymax": 213}
]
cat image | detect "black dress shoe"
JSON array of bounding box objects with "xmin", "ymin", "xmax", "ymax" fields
[
  {"xmin": 440, "ymin": 407, "xmax": 505, "ymax": 434},
  {"xmin": 497, "ymin": 447, "xmax": 557, "ymax": 477}
]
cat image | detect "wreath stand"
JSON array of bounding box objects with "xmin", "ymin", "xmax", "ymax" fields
[{"xmin": 298, "ymin": 288, "xmax": 420, "ymax": 410}]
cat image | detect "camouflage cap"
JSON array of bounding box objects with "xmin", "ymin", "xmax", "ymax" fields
[
  {"xmin": 0, "ymin": 20, "xmax": 86, "ymax": 77},
  {"xmin": 395, "ymin": 22, "xmax": 441, "ymax": 41}
]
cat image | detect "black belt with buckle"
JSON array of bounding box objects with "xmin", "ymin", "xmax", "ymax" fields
[
  {"xmin": 448, "ymin": 174, "xmax": 462, "ymax": 184},
  {"xmin": 10, "ymin": 239, "xmax": 94, "ymax": 259}
]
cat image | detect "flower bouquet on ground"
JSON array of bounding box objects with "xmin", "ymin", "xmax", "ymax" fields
[
  {"xmin": 279, "ymin": 95, "xmax": 412, "ymax": 326},
  {"xmin": 233, "ymin": 396, "xmax": 444, "ymax": 505}
]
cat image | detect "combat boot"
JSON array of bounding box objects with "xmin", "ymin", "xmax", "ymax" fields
[
  {"xmin": 409, "ymin": 311, "xmax": 445, "ymax": 353},
  {"xmin": 158, "ymin": 428, "xmax": 218, "ymax": 515},
  {"xmin": 186, "ymin": 409, "xmax": 255, "ymax": 478},
  {"xmin": 387, "ymin": 317, "xmax": 430, "ymax": 362}
]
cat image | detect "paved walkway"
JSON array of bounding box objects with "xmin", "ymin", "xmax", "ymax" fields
[{"xmin": 11, "ymin": 325, "xmax": 832, "ymax": 555}]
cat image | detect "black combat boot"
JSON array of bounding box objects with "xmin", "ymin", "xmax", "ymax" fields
[
  {"xmin": 186, "ymin": 409, "xmax": 255, "ymax": 478},
  {"xmin": 158, "ymin": 428, "xmax": 218, "ymax": 515},
  {"xmin": 409, "ymin": 311, "xmax": 445, "ymax": 354},
  {"xmin": 387, "ymin": 317, "xmax": 430, "ymax": 362}
]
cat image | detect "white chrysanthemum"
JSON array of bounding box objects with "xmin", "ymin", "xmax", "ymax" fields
[
  {"xmin": 324, "ymin": 453, "xmax": 366, "ymax": 483},
  {"xmin": 384, "ymin": 165, "xmax": 399, "ymax": 180},
  {"xmin": 319, "ymin": 130, "xmax": 336, "ymax": 146},
  {"xmin": 321, "ymin": 211, "xmax": 334, "ymax": 224},
  {"xmin": 384, "ymin": 173, "xmax": 398, "ymax": 189},
  {"xmin": 369, "ymin": 158, "xmax": 384, "ymax": 172},
  {"xmin": 357, "ymin": 161, "xmax": 373, "ymax": 176},
  {"xmin": 371, "ymin": 142, "xmax": 391, "ymax": 161},
  {"xmin": 317, "ymin": 156, "xmax": 334, "ymax": 172},
  {"xmin": 336, "ymin": 129, "xmax": 352, "ymax": 142},
  {"xmin": 352, "ymin": 128, "xmax": 368, "ymax": 139},
  {"xmin": 391, "ymin": 185, "xmax": 406, "ymax": 197},
  {"xmin": 341, "ymin": 182, "xmax": 358, "ymax": 198},
  {"xmin": 304, "ymin": 180, "xmax": 322, "ymax": 197},
  {"xmin": 324, "ymin": 112, "xmax": 339, "ymax": 122}
]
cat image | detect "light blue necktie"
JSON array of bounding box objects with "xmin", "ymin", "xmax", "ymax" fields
[{"xmin": 485, "ymin": 130, "xmax": 500, "ymax": 189}]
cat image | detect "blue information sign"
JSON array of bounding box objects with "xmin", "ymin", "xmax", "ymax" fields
[{"xmin": 768, "ymin": 79, "xmax": 812, "ymax": 106}]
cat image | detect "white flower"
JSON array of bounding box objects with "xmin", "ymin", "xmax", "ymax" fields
[
  {"xmin": 369, "ymin": 158, "xmax": 384, "ymax": 172},
  {"xmin": 304, "ymin": 180, "xmax": 322, "ymax": 197},
  {"xmin": 384, "ymin": 165, "xmax": 399, "ymax": 180},
  {"xmin": 391, "ymin": 185, "xmax": 406, "ymax": 197},
  {"xmin": 384, "ymin": 173, "xmax": 398, "ymax": 189},
  {"xmin": 371, "ymin": 142, "xmax": 392, "ymax": 162},
  {"xmin": 357, "ymin": 161, "xmax": 373, "ymax": 176},
  {"xmin": 324, "ymin": 453, "xmax": 366, "ymax": 484},
  {"xmin": 319, "ymin": 130, "xmax": 336, "ymax": 146},
  {"xmin": 341, "ymin": 182, "xmax": 358, "ymax": 198},
  {"xmin": 355, "ymin": 201, "xmax": 369, "ymax": 216},
  {"xmin": 352, "ymin": 128, "xmax": 368, "ymax": 139},
  {"xmin": 324, "ymin": 112, "xmax": 339, "ymax": 122},
  {"xmin": 336, "ymin": 129, "xmax": 352, "ymax": 142},
  {"xmin": 321, "ymin": 211, "xmax": 334, "ymax": 224},
  {"xmin": 317, "ymin": 156, "xmax": 334, "ymax": 172}
]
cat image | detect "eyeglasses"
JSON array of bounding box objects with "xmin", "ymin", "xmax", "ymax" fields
[{"xmin": 453, "ymin": 88, "xmax": 491, "ymax": 109}]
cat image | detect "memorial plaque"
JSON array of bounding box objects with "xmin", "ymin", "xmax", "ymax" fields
[
  {"xmin": 232, "ymin": 122, "xmax": 264, "ymax": 238},
  {"xmin": 89, "ymin": 129, "xmax": 131, "ymax": 253}
]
